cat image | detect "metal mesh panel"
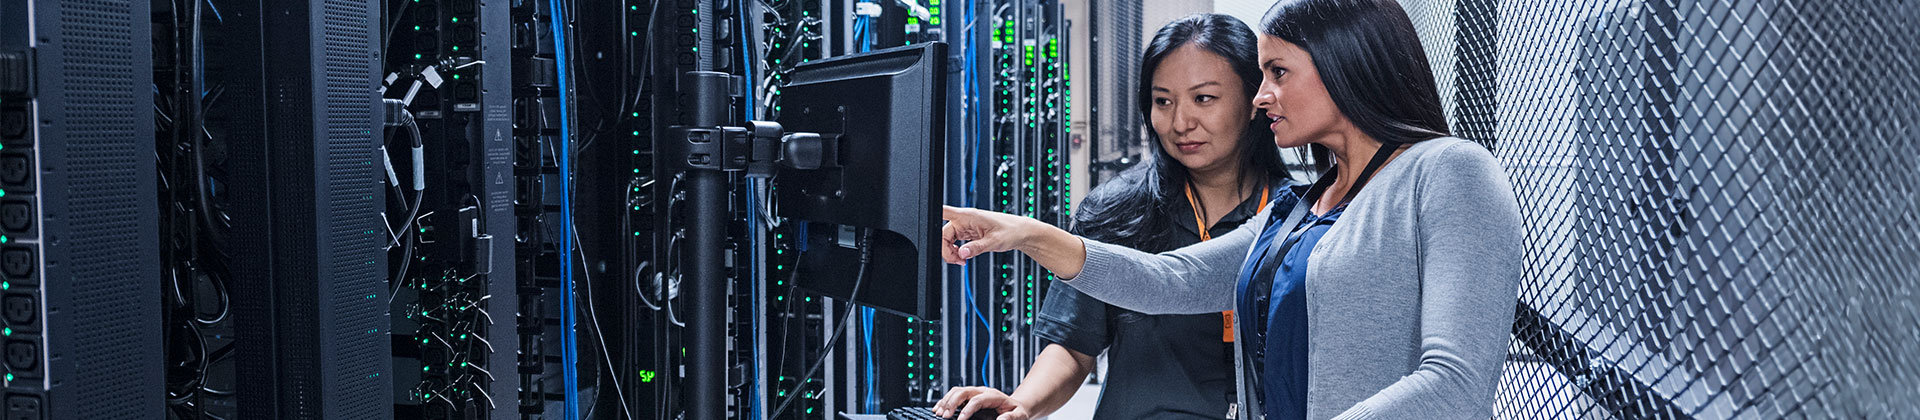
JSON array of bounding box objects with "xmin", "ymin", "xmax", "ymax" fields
[
  {"xmin": 1402, "ymin": 0, "xmax": 1920, "ymax": 418},
  {"xmin": 1088, "ymin": 0, "xmax": 1143, "ymax": 185},
  {"xmin": 52, "ymin": 0, "xmax": 161, "ymax": 418}
]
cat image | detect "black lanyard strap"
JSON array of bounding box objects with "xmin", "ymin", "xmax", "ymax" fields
[
  {"xmin": 1337, "ymin": 141, "xmax": 1404, "ymax": 207},
  {"xmin": 1251, "ymin": 141, "xmax": 1402, "ymax": 288}
]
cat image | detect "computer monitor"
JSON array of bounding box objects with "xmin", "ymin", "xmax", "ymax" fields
[{"xmin": 775, "ymin": 43, "xmax": 946, "ymax": 319}]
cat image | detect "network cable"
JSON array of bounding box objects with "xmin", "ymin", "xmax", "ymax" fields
[
  {"xmin": 740, "ymin": 3, "xmax": 765, "ymax": 417},
  {"xmin": 545, "ymin": 0, "xmax": 583, "ymax": 417},
  {"xmin": 768, "ymin": 229, "xmax": 875, "ymax": 419}
]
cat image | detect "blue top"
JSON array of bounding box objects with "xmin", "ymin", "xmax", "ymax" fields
[{"xmin": 1236, "ymin": 183, "xmax": 1344, "ymax": 420}]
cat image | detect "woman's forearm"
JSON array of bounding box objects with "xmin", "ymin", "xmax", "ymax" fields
[
  {"xmin": 1006, "ymin": 344, "xmax": 1096, "ymax": 418},
  {"xmin": 1013, "ymin": 219, "xmax": 1087, "ymax": 279}
]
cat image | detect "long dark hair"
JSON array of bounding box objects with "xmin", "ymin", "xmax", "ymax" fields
[
  {"xmin": 1074, "ymin": 14, "xmax": 1285, "ymax": 251},
  {"xmin": 1260, "ymin": 0, "xmax": 1449, "ymax": 170}
]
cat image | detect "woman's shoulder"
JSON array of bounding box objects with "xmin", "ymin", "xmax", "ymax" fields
[
  {"xmin": 1404, "ymin": 137, "xmax": 1506, "ymax": 181},
  {"xmin": 1401, "ymin": 137, "xmax": 1518, "ymax": 207},
  {"xmin": 1070, "ymin": 168, "xmax": 1162, "ymax": 230},
  {"xmin": 1083, "ymin": 168, "xmax": 1156, "ymax": 202},
  {"xmin": 1407, "ymin": 137, "xmax": 1494, "ymax": 163},
  {"xmin": 1075, "ymin": 168, "xmax": 1163, "ymax": 220}
]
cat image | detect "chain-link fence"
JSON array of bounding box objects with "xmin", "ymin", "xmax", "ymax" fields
[{"xmin": 1399, "ymin": 0, "xmax": 1920, "ymax": 418}]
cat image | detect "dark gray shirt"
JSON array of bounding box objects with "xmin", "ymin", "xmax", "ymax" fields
[{"xmin": 1033, "ymin": 182, "xmax": 1272, "ymax": 419}]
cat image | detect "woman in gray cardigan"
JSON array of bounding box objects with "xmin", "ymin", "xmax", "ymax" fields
[{"xmin": 936, "ymin": 1, "xmax": 1523, "ymax": 419}]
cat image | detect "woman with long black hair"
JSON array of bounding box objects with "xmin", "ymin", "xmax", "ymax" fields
[
  {"xmin": 936, "ymin": 1, "xmax": 1524, "ymax": 419},
  {"xmin": 934, "ymin": 13, "xmax": 1289, "ymax": 420}
]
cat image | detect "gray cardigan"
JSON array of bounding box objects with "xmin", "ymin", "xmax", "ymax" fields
[{"xmin": 1064, "ymin": 138, "xmax": 1523, "ymax": 420}]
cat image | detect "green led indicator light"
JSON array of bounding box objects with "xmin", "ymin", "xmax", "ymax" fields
[
  {"xmin": 632, "ymin": 31, "xmax": 640, "ymax": 37},
  {"xmin": 451, "ymin": 17, "xmax": 459, "ymax": 23},
  {"xmin": 4, "ymin": 374, "xmax": 11, "ymax": 382},
  {"xmin": 414, "ymin": 54, "xmax": 423, "ymax": 60},
  {"xmin": 413, "ymin": 25, "xmax": 421, "ymax": 31},
  {"xmin": 3, "ymin": 328, "xmax": 10, "ymax": 336},
  {"xmin": 451, "ymin": 73, "xmax": 460, "ymax": 79},
  {"xmin": 631, "ymin": 5, "xmax": 638, "ymax": 10}
]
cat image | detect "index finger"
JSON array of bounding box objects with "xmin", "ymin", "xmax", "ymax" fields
[{"xmin": 942, "ymin": 205, "xmax": 967, "ymax": 221}]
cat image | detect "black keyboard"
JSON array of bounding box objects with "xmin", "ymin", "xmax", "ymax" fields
[{"xmin": 885, "ymin": 406, "xmax": 997, "ymax": 420}]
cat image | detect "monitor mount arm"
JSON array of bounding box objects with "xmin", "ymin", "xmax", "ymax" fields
[
  {"xmin": 660, "ymin": 70, "xmax": 839, "ymax": 420},
  {"xmin": 662, "ymin": 74, "xmax": 841, "ymax": 177}
]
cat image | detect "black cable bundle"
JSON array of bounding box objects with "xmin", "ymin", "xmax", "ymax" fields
[
  {"xmin": 768, "ymin": 229, "xmax": 875, "ymax": 419},
  {"xmin": 157, "ymin": 0, "xmax": 238, "ymax": 418}
]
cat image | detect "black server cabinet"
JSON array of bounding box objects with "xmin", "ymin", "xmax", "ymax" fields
[
  {"xmin": 0, "ymin": 1, "xmax": 162, "ymax": 419},
  {"xmin": 214, "ymin": 0, "xmax": 394, "ymax": 418},
  {"xmin": 379, "ymin": 0, "xmax": 518, "ymax": 417}
]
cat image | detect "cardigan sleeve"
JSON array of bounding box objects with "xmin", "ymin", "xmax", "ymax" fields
[{"xmin": 1058, "ymin": 199, "xmax": 1273, "ymax": 315}]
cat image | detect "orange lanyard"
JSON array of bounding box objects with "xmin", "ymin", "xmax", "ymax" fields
[
  {"xmin": 1184, "ymin": 183, "xmax": 1269, "ymax": 242},
  {"xmin": 1188, "ymin": 182, "xmax": 1269, "ymax": 343}
]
